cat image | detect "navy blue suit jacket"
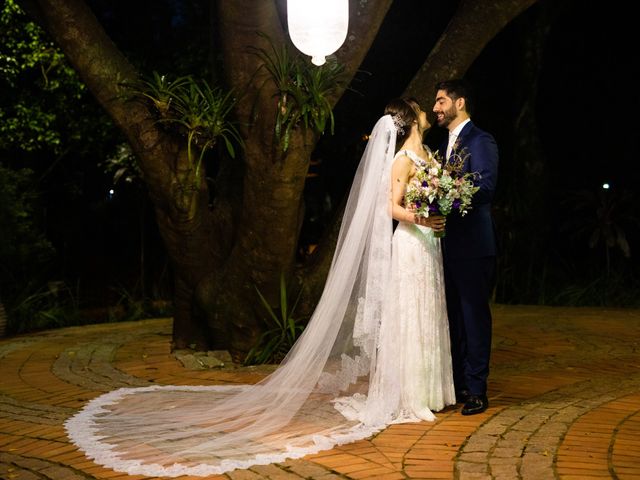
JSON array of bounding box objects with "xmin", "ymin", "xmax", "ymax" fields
[{"xmin": 439, "ymin": 121, "xmax": 498, "ymax": 260}]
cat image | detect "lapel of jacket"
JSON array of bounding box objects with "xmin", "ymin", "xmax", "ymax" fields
[
  {"xmin": 450, "ymin": 120, "xmax": 473, "ymax": 172},
  {"xmin": 449, "ymin": 121, "xmax": 473, "ymax": 168},
  {"xmin": 437, "ymin": 137, "xmax": 447, "ymax": 160},
  {"xmin": 454, "ymin": 121, "xmax": 473, "ymax": 152}
]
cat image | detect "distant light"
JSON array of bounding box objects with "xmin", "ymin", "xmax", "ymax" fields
[
  {"xmin": 108, "ymin": 189, "xmax": 115, "ymax": 199},
  {"xmin": 602, "ymin": 183, "xmax": 610, "ymax": 190},
  {"xmin": 109, "ymin": 189, "xmax": 115, "ymax": 195}
]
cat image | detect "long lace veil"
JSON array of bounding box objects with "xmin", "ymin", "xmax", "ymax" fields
[{"xmin": 65, "ymin": 115, "xmax": 398, "ymax": 477}]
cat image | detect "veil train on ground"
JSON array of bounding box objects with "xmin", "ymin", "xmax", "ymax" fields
[{"xmin": 65, "ymin": 115, "xmax": 412, "ymax": 477}]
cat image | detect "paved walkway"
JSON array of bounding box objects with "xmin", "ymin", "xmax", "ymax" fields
[{"xmin": 1, "ymin": 304, "xmax": 639, "ymax": 480}]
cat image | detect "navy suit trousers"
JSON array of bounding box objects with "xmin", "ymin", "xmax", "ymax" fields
[{"xmin": 443, "ymin": 255, "xmax": 496, "ymax": 396}]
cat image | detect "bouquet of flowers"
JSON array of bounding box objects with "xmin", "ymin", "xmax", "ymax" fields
[{"xmin": 404, "ymin": 148, "xmax": 479, "ymax": 237}]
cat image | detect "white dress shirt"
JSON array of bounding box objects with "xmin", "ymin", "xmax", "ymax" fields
[{"xmin": 446, "ymin": 118, "xmax": 470, "ymax": 160}]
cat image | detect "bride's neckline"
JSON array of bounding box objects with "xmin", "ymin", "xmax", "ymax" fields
[{"xmin": 396, "ymin": 146, "xmax": 430, "ymax": 162}]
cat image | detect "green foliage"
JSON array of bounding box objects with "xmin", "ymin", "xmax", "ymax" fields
[
  {"xmin": 0, "ymin": 0, "xmax": 75, "ymax": 91},
  {"xmin": 6, "ymin": 280, "xmax": 174, "ymax": 333},
  {"xmin": 250, "ymin": 33, "xmax": 346, "ymax": 152},
  {"xmin": 107, "ymin": 284, "xmax": 172, "ymax": 323},
  {"xmin": 244, "ymin": 274, "xmax": 308, "ymax": 365},
  {"xmin": 1, "ymin": 0, "xmax": 65, "ymax": 152},
  {"xmin": 552, "ymin": 267, "xmax": 640, "ymax": 307},
  {"xmin": 9, "ymin": 281, "xmax": 80, "ymax": 333},
  {"xmin": 0, "ymin": 0, "xmax": 112, "ymax": 156},
  {"xmin": 0, "ymin": 165, "xmax": 54, "ymax": 307},
  {"xmin": 128, "ymin": 72, "xmax": 243, "ymax": 176},
  {"xmin": 0, "ymin": 1, "xmax": 119, "ymax": 334},
  {"xmin": 0, "ymin": 165, "xmax": 52, "ymax": 263},
  {"xmin": 101, "ymin": 143, "xmax": 142, "ymax": 185},
  {"xmin": 562, "ymin": 188, "xmax": 638, "ymax": 274}
]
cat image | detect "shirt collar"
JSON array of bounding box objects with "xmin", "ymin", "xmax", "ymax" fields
[{"xmin": 450, "ymin": 118, "xmax": 471, "ymax": 138}]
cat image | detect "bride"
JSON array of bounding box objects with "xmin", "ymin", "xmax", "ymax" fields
[{"xmin": 65, "ymin": 98, "xmax": 455, "ymax": 477}]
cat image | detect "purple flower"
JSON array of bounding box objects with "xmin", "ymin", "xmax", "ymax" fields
[
  {"xmin": 415, "ymin": 200, "xmax": 422, "ymax": 208},
  {"xmin": 421, "ymin": 180, "xmax": 428, "ymax": 188},
  {"xmin": 453, "ymin": 199, "xmax": 461, "ymax": 210},
  {"xmin": 428, "ymin": 204, "xmax": 438, "ymax": 213}
]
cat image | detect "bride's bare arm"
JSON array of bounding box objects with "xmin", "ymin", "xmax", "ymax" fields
[{"xmin": 391, "ymin": 155, "xmax": 416, "ymax": 223}]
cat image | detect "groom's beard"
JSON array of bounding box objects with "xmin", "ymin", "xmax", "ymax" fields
[{"xmin": 437, "ymin": 105, "xmax": 457, "ymax": 128}]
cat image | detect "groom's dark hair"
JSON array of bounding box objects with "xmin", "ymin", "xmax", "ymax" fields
[{"xmin": 435, "ymin": 79, "xmax": 475, "ymax": 116}]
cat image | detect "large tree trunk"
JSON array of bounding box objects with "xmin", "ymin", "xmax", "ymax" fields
[
  {"xmin": 212, "ymin": 0, "xmax": 394, "ymax": 358},
  {"xmin": 18, "ymin": 0, "xmax": 227, "ymax": 349},
  {"xmin": 19, "ymin": 0, "xmax": 395, "ymax": 359}
]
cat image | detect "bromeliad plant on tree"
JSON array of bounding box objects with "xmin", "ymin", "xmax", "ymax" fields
[
  {"xmin": 250, "ymin": 33, "xmax": 346, "ymax": 153},
  {"xmin": 128, "ymin": 72, "xmax": 243, "ymax": 177}
]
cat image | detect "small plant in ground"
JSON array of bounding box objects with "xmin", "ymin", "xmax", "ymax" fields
[{"xmin": 244, "ymin": 273, "xmax": 308, "ymax": 365}]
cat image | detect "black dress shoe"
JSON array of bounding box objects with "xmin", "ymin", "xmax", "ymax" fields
[
  {"xmin": 456, "ymin": 389, "xmax": 470, "ymax": 404},
  {"xmin": 461, "ymin": 394, "xmax": 488, "ymax": 415}
]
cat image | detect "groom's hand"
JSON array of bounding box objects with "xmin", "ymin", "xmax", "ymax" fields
[{"xmin": 423, "ymin": 215, "xmax": 445, "ymax": 231}]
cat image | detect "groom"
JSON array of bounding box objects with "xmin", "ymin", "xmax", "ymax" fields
[{"xmin": 432, "ymin": 79, "xmax": 498, "ymax": 415}]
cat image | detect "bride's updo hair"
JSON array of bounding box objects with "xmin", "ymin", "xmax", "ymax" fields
[{"xmin": 384, "ymin": 97, "xmax": 419, "ymax": 151}]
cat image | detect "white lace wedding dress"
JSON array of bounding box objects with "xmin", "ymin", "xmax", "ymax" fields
[
  {"xmin": 64, "ymin": 118, "xmax": 454, "ymax": 477},
  {"xmin": 333, "ymin": 148, "xmax": 454, "ymax": 424}
]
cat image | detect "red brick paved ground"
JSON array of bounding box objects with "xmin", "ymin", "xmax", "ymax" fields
[{"xmin": 1, "ymin": 304, "xmax": 639, "ymax": 479}]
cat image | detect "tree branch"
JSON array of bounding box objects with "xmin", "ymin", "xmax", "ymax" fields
[
  {"xmin": 404, "ymin": 0, "xmax": 539, "ymax": 108},
  {"xmin": 20, "ymin": 0, "xmax": 139, "ymax": 128},
  {"xmin": 218, "ymin": 0, "xmax": 286, "ymax": 147},
  {"xmin": 17, "ymin": 0, "xmax": 181, "ymax": 205}
]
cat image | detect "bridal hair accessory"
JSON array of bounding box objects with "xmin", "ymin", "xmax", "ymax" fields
[{"xmin": 392, "ymin": 114, "xmax": 405, "ymax": 135}]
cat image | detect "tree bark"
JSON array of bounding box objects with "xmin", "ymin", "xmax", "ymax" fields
[
  {"xmin": 19, "ymin": 0, "xmax": 225, "ymax": 349},
  {"xmin": 214, "ymin": 0, "xmax": 395, "ymax": 358},
  {"xmin": 404, "ymin": 0, "xmax": 539, "ymax": 112}
]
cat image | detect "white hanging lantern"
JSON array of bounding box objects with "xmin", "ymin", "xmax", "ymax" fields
[{"xmin": 287, "ymin": 0, "xmax": 349, "ymax": 66}]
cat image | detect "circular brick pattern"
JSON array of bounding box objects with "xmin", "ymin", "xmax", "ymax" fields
[
  {"xmin": 0, "ymin": 308, "xmax": 638, "ymax": 479},
  {"xmin": 0, "ymin": 452, "xmax": 91, "ymax": 480}
]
